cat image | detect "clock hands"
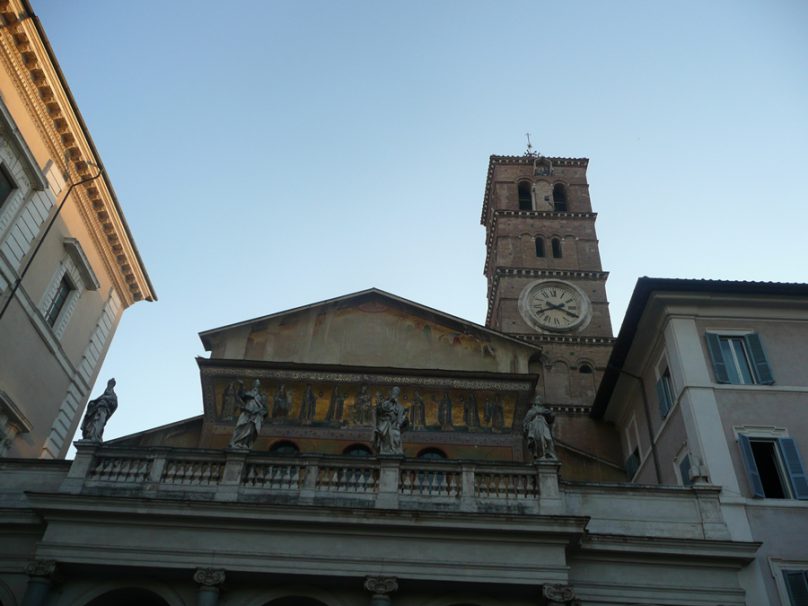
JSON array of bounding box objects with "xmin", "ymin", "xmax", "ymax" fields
[{"xmin": 532, "ymin": 301, "xmax": 580, "ymax": 319}]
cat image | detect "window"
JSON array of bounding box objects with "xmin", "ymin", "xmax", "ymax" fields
[
  {"xmin": 343, "ymin": 443, "xmax": 372, "ymax": 457},
  {"xmin": 534, "ymin": 237, "xmax": 545, "ymax": 257},
  {"xmin": 517, "ymin": 182, "xmax": 532, "ymax": 210},
  {"xmin": 625, "ymin": 447, "xmax": 640, "ymax": 479},
  {"xmin": 705, "ymin": 332, "xmax": 773, "ymax": 385},
  {"xmin": 578, "ymin": 363, "xmax": 593, "ymax": 374},
  {"xmin": 783, "ymin": 570, "xmax": 808, "ymax": 605},
  {"xmin": 551, "ymin": 237, "xmax": 562, "ymax": 258},
  {"xmin": 0, "ymin": 164, "xmax": 15, "ymax": 209},
  {"xmin": 552, "ymin": 183, "xmax": 567, "ymax": 212},
  {"xmin": 417, "ymin": 447, "xmax": 447, "ymax": 460},
  {"xmin": 269, "ymin": 440, "xmax": 299, "ymax": 456},
  {"xmin": 44, "ymin": 274, "xmax": 74, "ymax": 327},
  {"xmin": 678, "ymin": 454, "xmax": 693, "ymax": 486},
  {"xmin": 738, "ymin": 435, "xmax": 808, "ymax": 499},
  {"xmin": 655, "ymin": 366, "xmax": 674, "ymax": 418}
]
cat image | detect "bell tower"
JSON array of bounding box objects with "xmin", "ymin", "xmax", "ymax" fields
[{"xmin": 481, "ymin": 151, "xmax": 614, "ymax": 406}]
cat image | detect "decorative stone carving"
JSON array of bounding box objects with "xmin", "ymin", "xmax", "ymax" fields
[
  {"xmin": 193, "ymin": 568, "xmax": 225, "ymax": 587},
  {"xmin": 228, "ymin": 380, "xmax": 268, "ymax": 450},
  {"xmin": 364, "ymin": 576, "xmax": 398, "ymax": 596},
  {"xmin": 373, "ymin": 387, "xmax": 408, "ymax": 455},
  {"xmin": 523, "ymin": 394, "xmax": 556, "ymax": 460},
  {"xmin": 25, "ymin": 560, "xmax": 56, "ymax": 578},
  {"xmin": 541, "ymin": 584, "xmax": 580, "ymax": 606},
  {"xmin": 80, "ymin": 378, "xmax": 117, "ymax": 442}
]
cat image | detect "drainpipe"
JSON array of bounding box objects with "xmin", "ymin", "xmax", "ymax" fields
[{"xmin": 607, "ymin": 365, "xmax": 662, "ymax": 483}]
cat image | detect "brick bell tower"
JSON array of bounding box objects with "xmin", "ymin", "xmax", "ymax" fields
[{"xmin": 481, "ymin": 150, "xmax": 614, "ymax": 407}]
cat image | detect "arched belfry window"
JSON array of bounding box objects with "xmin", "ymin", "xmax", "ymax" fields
[
  {"xmin": 553, "ymin": 183, "xmax": 567, "ymax": 212},
  {"xmin": 517, "ymin": 182, "xmax": 532, "ymax": 210},
  {"xmin": 535, "ymin": 237, "xmax": 545, "ymax": 258},
  {"xmin": 551, "ymin": 238, "xmax": 562, "ymax": 258}
]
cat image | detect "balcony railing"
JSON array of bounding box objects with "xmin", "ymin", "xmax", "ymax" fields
[{"xmin": 62, "ymin": 442, "xmax": 562, "ymax": 515}]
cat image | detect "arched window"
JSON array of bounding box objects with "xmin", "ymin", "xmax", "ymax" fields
[
  {"xmin": 551, "ymin": 238, "xmax": 562, "ymax": 258},
  {"xmin": 343, "ymin": 443, "xmax": 373, "ymax": 457},
  {"xmin": 417, "ymin": 447, "xmax": 447, "ymax": 460},
  {"xmin": 534, "ymin": 237, "xmax": 545, "ymax": 258},
  {"xmin": 553, "ymin": 183, "xmax": 567, "ymax": 212},
  {"xmin": 579, "ymin": 363, "xmax": 593, "ymax": 374},
  {"xmin": 269, "ymin": 440, "xmax": 300, "ymax": 456},
  {"xmin": 517, "ymin": 182, "xmax": 532, "ymax": 210}
]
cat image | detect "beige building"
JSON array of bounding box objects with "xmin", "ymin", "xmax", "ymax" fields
[
  {"xmin": 593, "ymin": 278, "xmax": 808, "ymax": 605},
  {"xmin": 0, "ymin": 0, "xmax": 154, "ymax": 459}
]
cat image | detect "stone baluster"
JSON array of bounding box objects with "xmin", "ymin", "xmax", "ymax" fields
[
  {"xmin": 21, "ymin": 560, "xmax": 56, "ymax": 606},
  {"xmin": 364, "ymin": 576, "xmax": 398, "ymax": 606},
  {"xmin": 194, "ymin": 568, "xmax": 225, "ymax": 606}
]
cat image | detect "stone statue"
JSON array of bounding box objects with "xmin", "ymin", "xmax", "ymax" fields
[
  {"xmin": 438, "ymin": 391, "xmax": 453, "ymax": 430},
  {"xmin": 325, "ymin": 385, "xmax": 345, "ymax": 424},
  {"xmin": 353, "ymin": 384, "xmax": 373, "ymax": 425},
  {"xmin": 410, "ymin": 391, "xmax": 426, "ymax": 429},
  {"xmin": 373, "ymin": 387, "xmax": 408, "ymax": 455},
  {"xmin": 523, "ymin": 394, "xmax": 556, "ymax": 460},
  {"xmin": 228, "ymin": 380, "xmax": 268, "ymax": 450},
  {"xmin": 80, "ymin": 378, "xmax": 118, "ymax": 442},
  {"xmin": 272, "ymin": 384, "xmax": 291, "ymax": 418},
  {"xmin": 298, "ymin": 384, "xmax": 317, "ymax": 424},
  {"xmin": 462, "ymin": 392, "xmax": 480, "ymax": 428}
]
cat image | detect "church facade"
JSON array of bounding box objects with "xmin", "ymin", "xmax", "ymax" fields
[{"xmin": 4, "ymin": 149, "xmax": 804, "ymax": 605}]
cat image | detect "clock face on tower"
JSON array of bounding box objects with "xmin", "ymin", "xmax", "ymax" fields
[{"xmin": 517, "ymin": 280, "xmax": 591, "ymax": 333}]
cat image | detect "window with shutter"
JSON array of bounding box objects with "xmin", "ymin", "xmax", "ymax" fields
[
  {"xmin": 738, "ymin": 434, "xmax": 808, "ymax": 500},
  {"xmin": 783, "ymin": 570, "xmax": 808, "ymax": 606},
  {"xmin": 705, "ymin": 332, "xmax": 773, "ymax": 385},
  {"xmin": 655, "ymin": 367, "xmax": 674, "ymax": 418}
]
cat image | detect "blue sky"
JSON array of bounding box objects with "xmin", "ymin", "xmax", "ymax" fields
[{"xmin": 34, "ymin": 0, "xmax": 808, "ymax": 443}]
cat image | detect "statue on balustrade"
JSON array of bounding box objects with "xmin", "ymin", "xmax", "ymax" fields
[
  {"xmin": 228, "ymin": 380, "xmax": 268, "ymax": 450},
  {"xmin": 373, "ymin": 386, "xmax": 408, "ymax": 455},
  {"xmin": 523, "ymin": 394, "xmax": 556, "ymax": 460},
  {"xmin": 80, "ymin": 378, "xmax": 118, "ymax": 442}
]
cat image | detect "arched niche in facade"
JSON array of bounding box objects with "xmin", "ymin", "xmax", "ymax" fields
[
  {"xmin": 84, "ymin": 588, "xmax": 170, "ymax": 606},
  {"xmin": 263, "ymin": 598, "xmax": 330, "ymax": 606}
]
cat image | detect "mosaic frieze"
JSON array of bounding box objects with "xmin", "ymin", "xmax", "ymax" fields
[{"xmin": 213, "ymin": 379, "xmax": 517, "ymax": 433}]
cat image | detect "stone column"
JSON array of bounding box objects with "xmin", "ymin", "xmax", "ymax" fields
[
  {"xmin": 194, "ymin": 568, "xmax": 225, "ymax": 606},
  {"xmin": 364, "ymin": 576, "xmax": 398, "ymax": 606},
  {"xmin": 541, "ymin": 584, "xmax": 580, "ymax": 606},
  {"xmin": 21, "ymin": 560, "xmax": 56, "ymax": 606}
]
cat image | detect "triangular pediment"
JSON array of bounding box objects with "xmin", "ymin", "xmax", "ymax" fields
[{"xmin": 200, "ymin": 288, "xmax": 538, "ymax": 374}]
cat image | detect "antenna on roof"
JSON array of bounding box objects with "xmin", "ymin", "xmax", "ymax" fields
[{"xmin": 524, "ymin": 132, "xmax": 537, "ymax": 157}]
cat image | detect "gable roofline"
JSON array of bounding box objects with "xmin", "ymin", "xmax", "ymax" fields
[
  {"xmin": 591, "ymin": 277, "xmax": 808, "ymax": 419},
  {"xmin": 198, "ymin": 287, "xmax": 541, "ymax": 353}
]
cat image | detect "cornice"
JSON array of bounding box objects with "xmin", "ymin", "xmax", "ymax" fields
[
  {"xmin": 0, "ymin": 1, "xmax": 154, "ymax": 306},
  {"xmin": 508, "ymin": 333, "xmax": 616, "ymax": 346},
  {"xmin": 481, "ymin": 154, "xmax": 589, "ymax": 225},
  {"xmin": 485, "ymin": 269, "xmax": 609, "ymax": 325},
  {"xmin": 482, "ymin": 210, "xmax": 598, "ymax": 274}
]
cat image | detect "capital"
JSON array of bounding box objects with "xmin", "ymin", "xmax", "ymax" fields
[
  {"xmin": 541, "ymin": 584, "xmax": 580, "ymax": 606},
  {"xmin": 193, "ymin": 568, "xmax": 226, "ymax": 587},
  {"xmin": 364, "ymin": 576, "xmax": 398, "ymax": 596},
  {"xmin": 25, "ymin": 560, "xmax": 56, "ymax": 578}
]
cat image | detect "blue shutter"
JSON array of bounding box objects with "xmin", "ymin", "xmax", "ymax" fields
[
  {"xmin": 705, "ymin": 333, "xmax": 729, "ymax": 383},
  {"xmin": 738, "ymin": 435, "xmax": 765, "ymax": 498},
  {"xmin": 744, "ymin": 333, "xmax": 774, "ymax": 385},
  {"xmin": 655, "ymin": 377, "xmax": 669, "ymax": 418},
  {"xmin": 783, "ymin": 570, "xmax": 808, "ymax": 605},
  {"xmin": 778, "ymin": 438, "xmax": 808, "ymax": 500}
]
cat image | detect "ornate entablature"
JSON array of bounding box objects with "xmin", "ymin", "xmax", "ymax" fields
[
  {"xmin": 0, "ymin": 0, "xmax": 154, "ymax": 306},
  {"xmin": 480, "ymin": 155, "xmax": 589, "ymax": 225}
]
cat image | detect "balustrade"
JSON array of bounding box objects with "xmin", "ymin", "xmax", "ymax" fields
[{"xmin": 70, "ymin": 445, "xmax": 553, "ymax": 513}]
